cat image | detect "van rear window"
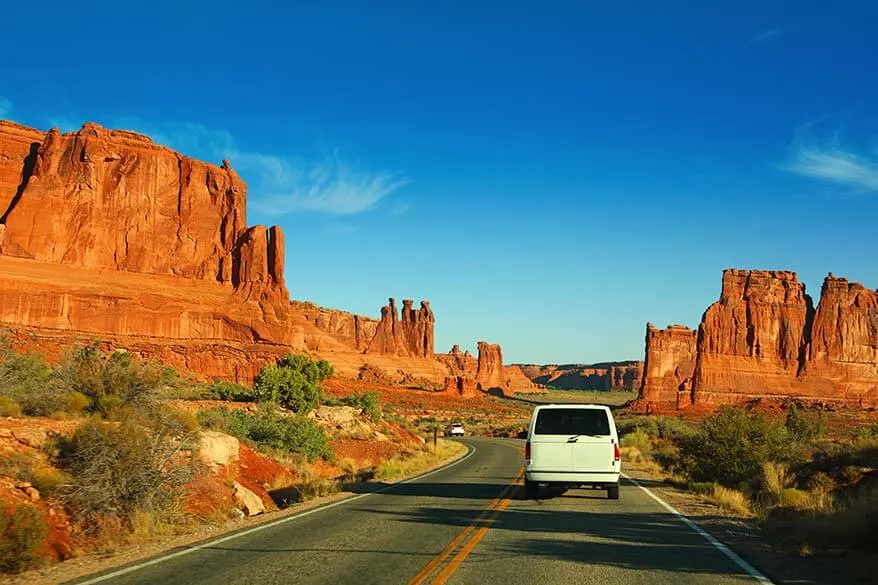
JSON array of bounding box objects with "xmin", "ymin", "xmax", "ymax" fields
[{"xmin": 534, "ymin": 409, "xmax": 610, "ymax": 436}]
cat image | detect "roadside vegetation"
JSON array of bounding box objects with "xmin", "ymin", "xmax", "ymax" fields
[
  {"xmin": 618, "ymin": 405, "xmax": 878, "ymax": 554},
  {"xmin": 0, "ymin": 338, "xmax": 461, "ymax": 575}
]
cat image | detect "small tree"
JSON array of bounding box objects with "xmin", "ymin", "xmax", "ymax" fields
[
  {"xmin": 252, "ymin": 354, "xmax": 333, "ymax": 414},
  {"xmin": 785, "ymin": 403, "xmax": 811, "ymax": 440}
]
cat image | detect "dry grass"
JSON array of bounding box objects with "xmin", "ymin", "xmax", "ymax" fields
[
  {"xmin": 375, "ymin": 440, "xmax": 466, "ymax": 481},
  {"xmin": 708, "ymin": 485, "xmax": 752, "ymax": 516},
  {"xmin": 762, "ymin": 461, "xmax": 794, "ymax": 504}
]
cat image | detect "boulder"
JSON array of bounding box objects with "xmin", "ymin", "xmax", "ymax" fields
[
  {"xmin": 199, "ymin": 431, "xmax": 240, "ymax": 469},
  {"xmin": 232, "ymin": 482, "xmax": 265, "ymax": 516},
  {"xmin": 12, "ymin": 427, "xmax": 48, "ymax": 449}
]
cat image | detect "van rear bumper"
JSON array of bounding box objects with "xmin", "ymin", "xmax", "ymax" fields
[{"xmin": 525, "ymin": 470, "xmax": 620, "ymax": 485}]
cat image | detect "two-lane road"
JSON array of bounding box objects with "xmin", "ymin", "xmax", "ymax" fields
[{"xmin": 73, "ymin": 438, "xmax": 767, "ymax": 585}]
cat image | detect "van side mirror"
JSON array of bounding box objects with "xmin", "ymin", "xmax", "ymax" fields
[{"xmin": 517, "ymin": 430, "xmax": 528, "ymax": 439}]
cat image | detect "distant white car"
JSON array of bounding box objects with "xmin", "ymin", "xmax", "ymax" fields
[{"xmin": 446, "ymin": 422, "xmax": 465, "ymax": 437}]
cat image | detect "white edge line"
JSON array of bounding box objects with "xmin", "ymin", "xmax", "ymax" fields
[
  {"xmin": 73, "ymin": 443, "xmax": 477, "ymax": 585},
  {"xmin": 623, "ymin": 473, "xmax": 773, "ymax": 584}
]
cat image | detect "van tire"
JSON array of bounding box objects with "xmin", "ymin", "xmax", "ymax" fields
[
  {"xmin": 524, "ymin": 480, "xmax": 538, "ymax": 500},
  {"xmin": 607, "ymin": 484, "xmax": 620, "ymax": 500}
]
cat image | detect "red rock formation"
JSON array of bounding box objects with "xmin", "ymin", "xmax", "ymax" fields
[
  {"xmin": 442, "ymin": 376, "xmax": 479, "ymax": 398},
  {"xmin": 476, "ymin": 341, "xmax": 509, "ymax": 395},
  {"xmin": 639, "ymin": 324, "xmax": 697, "ymax": 408},
  {"xmin": 0, "ymin": 121, "xmax": 452, "ymax": 384},
  {"xmin": 639, "ymin": 269, "xmax": 878, "ymax": 410},
  {"xmin": 365, "ymin": 298, "xmax": 434, "ymax": 358},
  {"xmin": 436, "ymin": 344, "xmax": 477, "ymax": 377},
  {"xmin": 0, "ymin": 123, "xmax": 256, "ymax": 284},
  {"xmin": 692, "ymin": 269, "xmax": 811, "ymax": 402},
  {"xmin": 293, "ymin": 302, "xmax": 379, "ymax": 351},
  {"xmin": 805, "ymin": 274, "xmax": 878, "ymax": 404}
]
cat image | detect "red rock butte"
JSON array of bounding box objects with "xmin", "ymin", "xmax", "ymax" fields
[
  {"xmin": 638, "ymin": 269, "xmax": 878, "ymax": 410},
  {"xmin": 0, "ymin": 120, "xmax": 531, "ymax": 393}
]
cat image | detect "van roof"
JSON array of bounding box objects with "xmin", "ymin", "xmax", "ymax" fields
[{"xmin": 533, "ymin": 403, "xmax": 611, "ymax": 411}]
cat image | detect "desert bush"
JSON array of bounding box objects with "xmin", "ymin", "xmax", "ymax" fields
[
  {"xmin": 57, "ymin": 416, "xmax": 197, "ymax": 523},
  {"xmin": 0, "ymin": 396, "xmax": 21, "ymax": 417},
  {"xmin": 31, "ymin": 466, "xmax": 70, "ymax": 496},
  {"xmin": 709, "ymin": 485, "xmax": 752, "ymax": 516},
  {"xmin": 198, "ymin": 407, "xmax": 333, "ymax": 462},
  {"xmin": 679, "ymin": 407, "xmax": 800, "ymax": 489},
  {"xmin": 0, "ymin": 502, "xmax": 49, "ymax": 573},
  {"xmin": 762, "ymin": 461, "xmax": 795, "ymax": 504},
  {"xmin": 689, "ymin": 481, "xmax": 717, "ymax": 495},
  {"xmin": 204, "ymin": 380, "xmax": 253, "ymax": 402},
  {"xmin": 56, "ymin": 346, "xmax": 176, "ymax": 418},
  {"xmin": 252, "ymin": 354, "xmax": 332, "ymax": 414},
  {"xmin": 0, "ymin": 351, "xmax": 69, "ymax": 417},
  {"xmin": 620, "ymin": 428, "xmax": 651, "ymax": 458},
  {"xmin": 618, "ymin": 415, "xmax": 696, "ymax": 441},
  {"xmin": 342, "ymin": 391, "xmax": 382, "ymax": 423}
]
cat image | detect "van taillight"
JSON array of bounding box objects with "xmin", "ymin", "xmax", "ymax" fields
[
  {"xmin": 525, "ymin": 441, "xmax": 531, "ymax": 461},
  {"xmin": 614, "ymin": 443, "xmax": 621, "ymax": 461}
]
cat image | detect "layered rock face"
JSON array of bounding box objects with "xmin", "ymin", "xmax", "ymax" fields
[
  {"xmin": 365, "ymin": 298, "xmax": 435, "ymax": 358},
  {"xmin": 515, "ymin": 361, "xmax": 643, "ymax": 391},
  {"xmin": 804, "ymin": 275, "xmax": 878, "ymax": 404},
  {"xmin": 292, "ymin": 302, "xmax": 379, "ymax": 351},
  {"xmin": 0, "ymin": 122, "xmax": 283, "ymax": 294},
  {"xmin": 476, "ymin": 341, "xmax": 509, "ymax": 394},
  {"xmin": 693, "ymin": 270, "xmax": 811, "ymax": 400},
  {"xmin": 0, "ymin": 121, "xmax": 451, "ymax": 384},
  {"xmin": 639, "ymin": 325, "xmax": 697, "ymax": 408},
  {"xmin": 639, "ymin": 269, "xmax": 878, "ymax": 409}
]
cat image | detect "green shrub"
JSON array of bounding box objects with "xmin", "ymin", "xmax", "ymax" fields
[
  {"xmin": 0, "ymin": 502, "xmax": 49, "ymax": 573},
  {"xmin": 679, "ymin": 407, "xmax": 800, "ymax": 489},
  {"xmin": 0, "ymin": 396, "xmax": 21, "ymax": 417},
  {"xmin": 205, "ymin": 380, "xmax": 252, "ymax": 402},
  {"xmin": 58, "ymin": 416, "xmax": 196, "ymax": 522},
  {"xmin": 0, "ymin": 351, "xmax": 68, "ymax": 417},
  {"xmin": 252, "ymin": 354, "xmax": 332, "ymax": 414},
  {"xmin": 342, "ymin": 391, "xmax": 382, "ymax": 423},
  {"xmin": 198, "ymin": 407, "xmax": 333, "ymax": 462},
  {"xmin": 785, "ymin": 404, "xmax": 813, "ymax": 441},
  {"xmin": 621, "ymin": 428, "xmax": 652, "ymax": 458},
  {"xmin": 56, "ymin": 346, "xmax": 176, "ymax": 418}
]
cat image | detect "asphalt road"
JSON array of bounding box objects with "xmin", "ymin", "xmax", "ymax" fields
[{"xmin": 72, "ymin": 438, "xmax": 767, "ymax": 585}]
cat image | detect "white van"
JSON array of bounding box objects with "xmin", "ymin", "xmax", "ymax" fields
[{"xmin": 524, "ymin": 404, "xmax": 621, "ymax": 499}]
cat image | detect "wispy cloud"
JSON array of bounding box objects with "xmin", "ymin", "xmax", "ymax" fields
[
  {"xmin": 751, "ymin": 28, "xmax": 782, "ymax": 43},
  {"xmin": 244, "ymin": 151, "xmax": 410, "ymax": 215},
  {"xmin": 0, "ymin": 97, "xmax": 13, "ymax": 119},
  {"xmin": 72, "ymin": 118, "xmax": 410, "ymax": 215},
  {"xmin": 785, "ymin": 134, "xmax": 878, "ymax": 193}
]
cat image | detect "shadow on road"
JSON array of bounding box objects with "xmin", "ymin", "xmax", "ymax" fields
[{"xmin": 356, "ymin": 503, "xmax": 751, "ymax": 577}]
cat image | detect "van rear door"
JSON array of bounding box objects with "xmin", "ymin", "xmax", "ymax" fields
[{"xmin": 532, "ymin": 408, "xmax": 614, "ymax": 473}]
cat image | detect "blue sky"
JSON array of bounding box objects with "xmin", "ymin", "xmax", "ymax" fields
[{"xmin": 2, "ymin": 1, "xmax": 877, "ymax": 364}]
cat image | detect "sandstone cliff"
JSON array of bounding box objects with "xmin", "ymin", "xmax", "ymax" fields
[
  {"xmin": 0, "ymin": 121, "xmax": 452, "ymax": 384},
  {"xmin": 476, "ymin": 341, "xmax": 509, "ymax": 395},
  {"xmin": 639, "ymin": 269, "xmax": 878, "ymax": 410},
  {"xmin": 639, "ymin": 324, "xmax": 697, "ymax": 408}
]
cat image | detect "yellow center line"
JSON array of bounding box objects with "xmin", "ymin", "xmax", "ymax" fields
[
  {"xmin": 432, "ymin": 470, "xmax": 522, "ymax": 584},
  {"xmin": 408, "ymin": 461, "xmax": 525, "ymax": 585}
]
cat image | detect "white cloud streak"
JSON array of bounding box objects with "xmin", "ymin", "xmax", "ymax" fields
[
  {"xmin": 0, "ymin": 97, "xmax": 13, "ymax": 118},
  {"xmin": 99, "ymin": 119, "xmax": 410, "ymax": 215},
  {"xmin": 786, "ymin": 138, "xmax": 878, "ymax": 193}
]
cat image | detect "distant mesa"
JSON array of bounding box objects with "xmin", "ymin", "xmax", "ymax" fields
[{"xmin": 637, "ymin": 269, "xmax": 878, "ymax": 410}]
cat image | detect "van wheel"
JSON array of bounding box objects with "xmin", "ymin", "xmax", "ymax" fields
[
  {"xmin": 524, "ymin": 480, "xmax": 538, "ymax": 500},
  {"xmin": 607, "ymin": 484, "xmax": 620, "ymax": 500}
]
